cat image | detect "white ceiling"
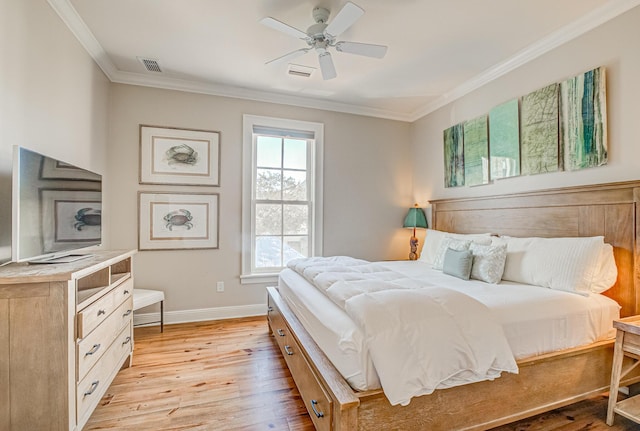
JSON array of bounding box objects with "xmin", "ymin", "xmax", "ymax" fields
[{"xmin": 51, "ymin": 0, "xmax": 638, "ymax": 121}]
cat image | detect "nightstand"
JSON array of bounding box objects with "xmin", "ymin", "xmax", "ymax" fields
[{"xmin": 607, "ymin": 315, "xmax": 640, "ymax": 426}]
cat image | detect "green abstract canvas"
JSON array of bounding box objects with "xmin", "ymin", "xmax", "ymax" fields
[
  {"xmin": 463, "ymin": 115, "xmax": 489, "ymax": 186},
  {"xmin": 489, "ymin": 99, "xmax": 520, "ymax": 179},
  {"xmin": 560, "ymin": 67, "xmax": 607, "ymax": 171},
  {"xmin": 443, "ymin": 124, "xmax": 464, "ymax": 188},
  {"xmin": 520, "ymin": 83, "xmax": 560, "ymax": 174}
]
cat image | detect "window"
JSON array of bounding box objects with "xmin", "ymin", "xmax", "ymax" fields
[{"xmin": 241, "ymin": 115, "xmax": 323, "ymax": 283}]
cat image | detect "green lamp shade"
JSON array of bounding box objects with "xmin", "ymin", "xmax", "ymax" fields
[{"xmin": 403, "ymin": 206, "xmax": 427, "ymax": 229}]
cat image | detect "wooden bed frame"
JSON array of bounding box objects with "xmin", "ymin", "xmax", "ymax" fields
[{"xmin": 267, "ymin": 181, "xmax": 640, "ymax": 431}]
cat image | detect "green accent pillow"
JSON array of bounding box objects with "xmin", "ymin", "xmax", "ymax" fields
[{"xmin": 442, "ymin": 248, "xmax": 473, "ymax": 280}]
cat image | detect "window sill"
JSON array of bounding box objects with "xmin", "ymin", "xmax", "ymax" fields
[{"xmin": 240, "ymin": 273, "xmax": 279, "ymax": 285}]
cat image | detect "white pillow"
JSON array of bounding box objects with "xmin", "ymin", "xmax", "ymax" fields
[
  {"xmin": 591, "ymin": 243, "xmax": 617, "ymax": 293},
  {"xmin": 470, "ymin": 243, "xmax": 507, "ymax": 284},
  {"xmin": 419, "ymin": 230, "xmax": 492, "ymax": 265},
  {"xmin": 418, "ymin": 229, "xmax": 447, "ymax": 265},
  {"xmin": 432, "ymin": 237, "xmax": 471, "ymax": 270},
  {"xmin": 501, "ymin": 236, "xmax": 605, "ymax": 294}
]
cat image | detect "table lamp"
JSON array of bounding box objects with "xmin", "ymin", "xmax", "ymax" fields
[{"xmin": 403, "ymin": 204, "xmax": 427, "ymax": 260}]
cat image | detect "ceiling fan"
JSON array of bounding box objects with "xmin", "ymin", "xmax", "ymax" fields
[{"xmin": 260, "ymin": 2, "xmax": 388, "ymax": 80}]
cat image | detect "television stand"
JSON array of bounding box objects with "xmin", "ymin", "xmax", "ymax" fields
[
  {"xmin": 28, "ymin": 253, "xmax": 93, "ymax": 264},
  {"xmin": 0, "ymin": 250, "xmax": 136, "ymax": 430}
]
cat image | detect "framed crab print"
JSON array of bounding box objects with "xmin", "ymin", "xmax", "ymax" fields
[
  {"xmin": 40, "ymin": 189, "xmax": 102, "ymax": 253},
  {"xmin": 139, "ymin": 125, "xmax": 220, "ymax": 186},
  {"xmin": 138, "ymin": 192, "xmax": 219, "ymax": 250}
]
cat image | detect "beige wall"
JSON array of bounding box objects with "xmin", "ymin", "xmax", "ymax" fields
[
  {"xmin": 411, "ymin": 6, "xmax": 640, "ymax": 209},
  {"xmin": 108, "ymin": 84, "xmax": 412, "ymax": 313},
  {"xmin": 0, "ymin": 0, "xmax": 110, "ymax": 263}
]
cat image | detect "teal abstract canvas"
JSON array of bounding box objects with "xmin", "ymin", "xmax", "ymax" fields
[
  {"xmin": 443, "ymin": 124, "xmax": 464, "ymax": 187},
  {"xmin": 463, "ymin": 116, "xmax": 489, "ymax": 186},
  {"xmin": 560, "ymin": 67, "xmax": 607, "ymax": 171},
  {"xmin": 520, "ymin": 83, "xmax": 560, "ymax": 174},
  {"xmin": 489, "ymin": 99, "xmax": 520, "ymax": 179}
]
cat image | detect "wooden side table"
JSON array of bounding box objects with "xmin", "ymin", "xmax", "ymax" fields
[{"xmin": 607, "ymin": 315, "xmax": 640, "ymax": 426}]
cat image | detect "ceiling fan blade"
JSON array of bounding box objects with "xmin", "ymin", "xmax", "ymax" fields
[
  {"xmin": 318, "ymin": 52, "xmax": 337, "ymax": 80},
  {"xmin": 260, "ymin": 17, "xmax": 309, "ymax": 40},
  {"xmin": 265, "ymin": 48, "xmax": 311, "ymax": 65},
  {"xmin": 335, "ymin": 41, "xmax": 388, "ymax": 59},
  {"xmin": 324, "ymin": 2, "xmax": 364, "ymax": 38}
]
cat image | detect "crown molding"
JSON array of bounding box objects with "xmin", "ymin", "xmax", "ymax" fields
[
  {"xmin": 48, "ymin": 0, "xmax": 640, "ymax": 124},
  {"xmin": 109, "ymin": 70, "xmax": 412, "ymax": 121},
  {"xmin": 47, "ymin": 0, "xmax": 118, "ymax": 77},
  {"xmin": 408, "ymin": 0, "xmax": 640, "ymax": 121}
]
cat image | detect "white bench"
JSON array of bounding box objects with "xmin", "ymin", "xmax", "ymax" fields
[{"xmin": 132, "ymin": 289, "xmax": 165, "ymax": 332}]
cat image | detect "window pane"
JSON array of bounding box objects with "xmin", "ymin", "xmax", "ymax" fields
[
  {"xmin": 256, "ymin": 204, "xmax": 282, "ymax": 235},
  {"xmin": 282, "ymin": 170, "xmax": 307, "ymax": 201},
  {"xmin": 283, "ymin": 204, "xmax": 308, "ymax": 235},
  {"xmin": 283, "ymin": 139, "xmax": 307, "ymax": 170},
  {"xmin": 256, "ymin": 136, "xmax": 281, "ymax": 168},
  {"xmin": 256, "ymin": 169, "xmax": 282, "ymax": 200},
  {"xmin": 282, "ymin": 236, "xmax": 309, "ymax": 266},
  {"xmin": 255, "ymin": 236, "xmax": 282, "ymax": 268},
  {"xmin": 284, "ymin": 236, "xmax": 308, "ymax": 264}
]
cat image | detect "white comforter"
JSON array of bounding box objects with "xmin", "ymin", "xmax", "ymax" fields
[{"xmin": 288, "ymin": 256, "xmax": 519, "ymax": 406}]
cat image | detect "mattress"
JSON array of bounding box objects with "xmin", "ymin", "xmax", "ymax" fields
[{"xmin": 277, "ymin": 260, "xmax": 620, "ymax": 391}]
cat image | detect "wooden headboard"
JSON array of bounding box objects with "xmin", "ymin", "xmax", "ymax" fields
[{"xmin": 430, "ymin": 180, "xmax": 640, "ymax": 317}]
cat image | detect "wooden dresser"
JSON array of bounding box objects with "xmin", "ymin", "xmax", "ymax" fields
[{"xmin": 0, "ymin": 250, "xmax": 136, "ymax": 431}]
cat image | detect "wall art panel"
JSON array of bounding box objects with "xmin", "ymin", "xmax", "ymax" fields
[{"xmin": 520, "ymin": 83, "xmax": 560, "ymax": 175}]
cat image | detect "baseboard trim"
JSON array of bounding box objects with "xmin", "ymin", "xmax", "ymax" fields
[{"xmin": 133, "ymin": 304, "xmax": 266, "ymax": 327}]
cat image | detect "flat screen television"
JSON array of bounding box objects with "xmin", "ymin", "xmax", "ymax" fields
[{"xmin": 12, "ymin": 146, "xmax": 102, "ymax": 264}]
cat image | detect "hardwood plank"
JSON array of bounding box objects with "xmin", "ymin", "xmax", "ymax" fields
[{"xmin": 85, "ymin": 317, "xmax": 640, "ymax": 430}]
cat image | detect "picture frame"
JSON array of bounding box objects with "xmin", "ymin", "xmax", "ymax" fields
[
  {"xmin": 40, "ymin": 189, "xmax": 102, "ymax": 253},
  {"xmin": 40, "ymin": 158, "xmax": 101, "ymax": 181},
  {"xmin": 139, "ymin": 125, "xmax": 220, "ymax": 186},
  {"xmin": 138, "ymin": 191, "xmax": 219, "ymax": 251}
]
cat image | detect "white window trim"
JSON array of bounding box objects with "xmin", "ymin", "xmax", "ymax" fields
[{"xmin": 241, "ymin": 114, "xmax": 324, "ymax": 284}]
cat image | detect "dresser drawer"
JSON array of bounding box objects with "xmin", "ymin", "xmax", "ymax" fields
[
  {"xmin": 77, "ymin": 322, "xmax": 133, "ymax": 428},
  {"xmin": 77, "ymin": 296, "xmax": 133, "ymax": 380},
  {"xmin": 282, "ymin": 331, "xmax": 333, "ymax": 431},
  {"xmin": 78, "ymin": 277, "xmax": 133, "ymax": 339}
]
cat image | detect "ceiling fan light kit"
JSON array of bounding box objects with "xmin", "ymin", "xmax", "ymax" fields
[{"xmin": 261, "ymin": 1, "xmax": 388, "ymax": 80}]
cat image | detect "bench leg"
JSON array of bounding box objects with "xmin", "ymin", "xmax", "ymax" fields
[{"xmin": 160, "ymin": 300, "xmax": 164, "ymax": 333}]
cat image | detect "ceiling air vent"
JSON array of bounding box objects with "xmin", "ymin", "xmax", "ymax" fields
[
  {"xmin": 288, "ymin": 64, "xmax": 315, "ymax": 78},
  {"xmin": 137, "ymin": 57, "xmax": 163, "ymax": 73}
]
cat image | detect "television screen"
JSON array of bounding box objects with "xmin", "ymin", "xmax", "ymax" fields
[{"xmin": 12, "ymin": 146, "xmax": 102, "ymax": 263}]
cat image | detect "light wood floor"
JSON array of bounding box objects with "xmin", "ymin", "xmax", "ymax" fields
[{"xmin": 85, "ymin": 317, "xmax": 639, "ymax": 431}]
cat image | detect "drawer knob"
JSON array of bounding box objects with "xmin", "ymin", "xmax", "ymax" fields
[
  {"xmin": 284, "ymin": 345, "xmax": 294, "ymax": 356},
  {"xmin": 124, "ymin": 290, "xmax": 130, "ymax": 295},
  {"xmin": 122, "ymin": 336, "xmax": 132, "ymax": 346},
  {"xmin": 85, "ymin": 344, "xmax": 101, "ymax": 356},
  {"xmin": 97, "ymin": 309, "xmax": 106, "ymax": 316},
  {"xmin": 83, "ymin": 380, "xmax": 100, "ymax": 398},
  {"xmin": 123, "ymin": 309, "xmax": 132, "ymax": 317},
  {"xmin": 277, "ymin": 329, "xmax": 285, "ymax": 337},
  {"xmin": 311, "ymin": 400, "xmax": 324, "ymax": 418}
]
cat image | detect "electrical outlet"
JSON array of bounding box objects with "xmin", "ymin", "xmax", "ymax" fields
[{"xmin": 216, "ymin": 281, "xmax": 224, "ymax": 292}]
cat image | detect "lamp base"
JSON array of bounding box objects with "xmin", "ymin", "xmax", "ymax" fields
[{"xmin": 409, "ymin": 236, "xmax": 418, "ymax": 261}]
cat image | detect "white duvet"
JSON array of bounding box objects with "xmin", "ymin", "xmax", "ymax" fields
[{"xmin": 287, "ymin": 256, "xmax": 519, "ymax": 406}]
